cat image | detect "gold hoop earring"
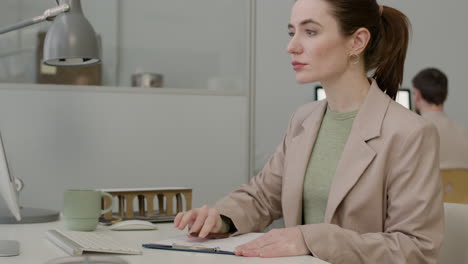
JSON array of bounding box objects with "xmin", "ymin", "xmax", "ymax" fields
[{"xmin": 350, "ymin": 54, "xmax": 360, "ymax": 65}]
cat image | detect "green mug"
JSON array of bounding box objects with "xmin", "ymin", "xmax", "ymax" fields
[{"xmin": 63, "ymin": 189, "xmax": 113, "ymax": 231}]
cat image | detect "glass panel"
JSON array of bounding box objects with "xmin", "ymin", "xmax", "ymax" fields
[{"xmin": 0, "ymin": 0, "xmax": 251, "ymax": 92}]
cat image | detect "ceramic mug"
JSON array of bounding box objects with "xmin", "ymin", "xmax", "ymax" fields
[{"xmin": 63, "ymin": 189, "xmax": 113, "ymax": 231}]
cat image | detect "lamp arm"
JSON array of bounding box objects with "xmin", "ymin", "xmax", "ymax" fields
[{"xmin": 0, "ymin": 4, "xmax": 70, "ymax": 35}]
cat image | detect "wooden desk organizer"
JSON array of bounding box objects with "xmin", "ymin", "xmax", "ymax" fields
[{"xmin": 99, "ymin": 188, "xmax": 192, "ymax": 222}]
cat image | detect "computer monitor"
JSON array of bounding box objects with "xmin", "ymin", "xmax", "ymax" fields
[
  {"xmin": 314, "ymin": 86, "xmax": 413, "ymax": 110},
  {"xmin": 0, "ymin": 132, "xmax": 21, "ymax": 257},
  {"xmin": 395, "ymin": 88, "xmax": 412, "ymax": 110},
  {"xmin": 0, "ymin": 131, "xmax": 59, "ymax": 224},
  {"xmin": 0, "ymin": 132, "xmax": 21, "ymax": 221}
]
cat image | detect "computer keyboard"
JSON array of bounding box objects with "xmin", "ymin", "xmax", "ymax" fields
[{"xmin": 46, "ymin": 229, "xmax": 142, "ymax": 256}]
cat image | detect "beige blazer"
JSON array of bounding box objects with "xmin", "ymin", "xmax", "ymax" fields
[{"xmin": 215, "ymin": 81, "xmax": 444, "ymax": 264}]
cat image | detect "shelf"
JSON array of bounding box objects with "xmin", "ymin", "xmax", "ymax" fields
[{"xmin": 0, "ymin": 83, "xmax": 247, "ymax": 97}]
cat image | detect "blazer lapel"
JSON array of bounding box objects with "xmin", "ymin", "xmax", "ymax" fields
[
  {"xmin": 324, "ymin": 136, "xmax": 376, "ymax": 223},
  {"xmin": 283, "ymin": 100, "xmax": 327, "ymax": 227},
  {"xmin": 324, "ymin": 80, "xmax": 390, "ymax": 223}
]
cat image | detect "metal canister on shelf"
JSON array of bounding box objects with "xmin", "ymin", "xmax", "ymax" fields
[{"xmin": 131, "ymin": 73, "xmax": 163, "ymax": 88}]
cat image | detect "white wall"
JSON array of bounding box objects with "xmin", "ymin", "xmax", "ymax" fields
[
  {"xmin": 254, "ymin": 0, "xmax": 468, "ymax": 174},
  {"xmin": 0, "ymin": 84, "xmax": 249, "ymax": 211}
]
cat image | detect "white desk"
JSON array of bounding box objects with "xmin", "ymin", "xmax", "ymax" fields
[{"xmin": 0, "ymin": 220, "xmax": 329, "ymax": 264}]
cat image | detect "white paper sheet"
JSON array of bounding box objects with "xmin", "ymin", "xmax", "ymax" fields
[{"xmin": 152, "ymin": 233, "xmax": 264, "ymax": 252}]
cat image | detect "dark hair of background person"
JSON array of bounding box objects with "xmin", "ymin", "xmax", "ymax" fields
[
  {"xmin": 412, "ymin": 68, "xmax": 448, "ymax": 105},
  {"xmin": 323, "ymin": 0, "xmax": 411, "ymax": 100}
]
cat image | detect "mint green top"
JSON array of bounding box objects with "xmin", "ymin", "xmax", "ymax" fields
[{"xmin": 303, "ymin": 106, "xmax": 358, "ymax": 224}]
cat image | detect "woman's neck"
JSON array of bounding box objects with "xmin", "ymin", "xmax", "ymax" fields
[{"xmin": 321, "ymin": 72, "xmax": 371, "ymax": 113}]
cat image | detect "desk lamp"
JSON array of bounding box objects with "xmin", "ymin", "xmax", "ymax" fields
[{"xmin": 0, "ymin": 0, "xmax": 101, "ymax": 66}]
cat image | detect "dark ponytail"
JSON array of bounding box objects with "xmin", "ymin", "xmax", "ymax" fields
[
  {"xmin": 369, "ymin": 6, "xmax": 411, "ymax": 99},
  {"xmin": 324, "ymin": 1, "xmax": 411, "ymax": 100}
]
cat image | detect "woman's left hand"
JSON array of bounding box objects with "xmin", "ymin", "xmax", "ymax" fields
[{"xmin": 234, "ymin": 227, "xmax": 310, "ymax": 258}]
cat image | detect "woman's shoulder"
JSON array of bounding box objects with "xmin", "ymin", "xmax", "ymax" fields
[{"xmin": 383, "ymin": 100, "xmax": 438, "ymax": 138}]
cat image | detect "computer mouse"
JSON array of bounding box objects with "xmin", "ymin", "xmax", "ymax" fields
[
  {"xmin": 45, "ymin": 256, "xmax": 128, "ymax": 264},
  {"xmin": 109, "ymin": 220, "xmax": 157, "ymax": 231}
]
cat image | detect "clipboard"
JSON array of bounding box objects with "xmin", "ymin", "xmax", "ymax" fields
[{"xmin": 142, "ymin": 232, "xmax": 263, "ymax": 255}]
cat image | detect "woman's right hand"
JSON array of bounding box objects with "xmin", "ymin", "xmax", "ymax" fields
[{"xmin": 173, "ymin": 205, "xmax": 223, "ymax": 238}]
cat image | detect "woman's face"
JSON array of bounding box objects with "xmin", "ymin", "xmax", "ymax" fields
[{"xmin": 287, "ymin": 0, "xmax": 352, "ymax": 84}]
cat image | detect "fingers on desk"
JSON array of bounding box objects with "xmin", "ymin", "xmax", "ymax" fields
[
  {"xmin": 174, "ymin": 205, "xmax": 208, "ymax": 230},
  {"xmin": 173, "ymin": 205, "xmax": 222, "ymax": 237},
  {"xmin": 198, "ymin": 209, "xmax": 220, "ymax": 238}
]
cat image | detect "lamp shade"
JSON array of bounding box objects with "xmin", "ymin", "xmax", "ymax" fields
[{"xmin": 43, "ymin": 0, "xmax": 100, "ymax": 66}]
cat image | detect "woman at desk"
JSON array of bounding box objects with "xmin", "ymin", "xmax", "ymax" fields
[{"xmin": 175, "ymin": 0, "xmax": 444, "ymax": 263}]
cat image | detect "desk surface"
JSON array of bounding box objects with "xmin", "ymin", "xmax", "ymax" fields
[{"xmin": 0, "ymin": 220, "xmax": 329, "ymax": 264}]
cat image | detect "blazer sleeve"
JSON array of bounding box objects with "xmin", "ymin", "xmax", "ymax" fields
[
  {"xmin": 213, "ymin": 112, "xmax": 298, "ymax": 234},
  {"xmin": 298, "ymin": 122, "xmax": 444, "ymax": 264}
]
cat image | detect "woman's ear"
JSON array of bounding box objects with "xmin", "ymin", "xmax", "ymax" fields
[{"xmin": 349, "ymin": 27, "xmax": 371, "ymax": 56}]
